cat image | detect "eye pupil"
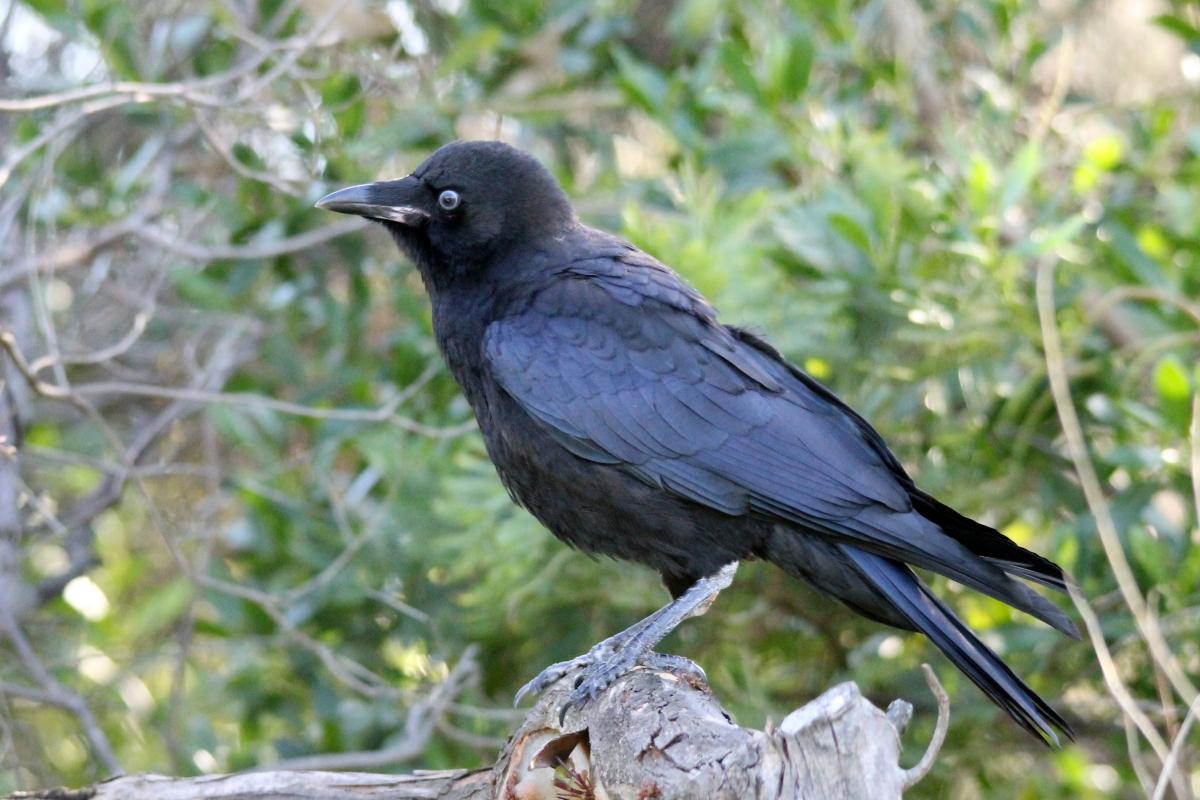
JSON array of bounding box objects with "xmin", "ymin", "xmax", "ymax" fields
[{"xmin": 438, "ymin": 190, "xmax": 460, "ymax": 211}]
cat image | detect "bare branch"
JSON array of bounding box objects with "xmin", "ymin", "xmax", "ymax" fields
[
  {"xmin": 0, "ymin": 214, "xmax": 146, "ymax": 291},
  {"xmin": 0, "ymin": 13, "xmax": 342, "ymax": 115},
  {"xmin": 29, "ymin": 312, "xmax": 150, "ymax": 373},
  {"xmin": 39, "ymin": 376, "xmax": 473, "ymax": 437},
  {"xmin": 1088, "ymin": 285, "xmax": 1200, "ymax": 329},
  {"xmin": 192, "ymin": 110, "xmax": 306, "ymax": 196},
  {"xmin": 4, "ymin": 668, "xmax": 947, "ymax": 799},
  {"xmin": 1151, "ymin": 694, "xmax": 1200, "ymax": 800},
  {"xmin": 6, "ymin": 769, "xmax": 489, "ymax": 800},
  {"xmin": 192, "ymin": 573, "xmax": 398, "ymax": 698},
  {"xmin": 227, "ymin": 0, "xmax": 356, "ymax": 105},
  {"xmin": 1191, "ymin": 394, "xmax": 1200, "ymax": 562},
  {"xmin": 1036, "ymin": 258, "xmax": 1197, "ymax": 706},
  {"xmin": 265, "ymin": 648, "xmax": 480, "ymax": 772},
  {"xmin": 133, "ymin": 217, "xmax": 368, "ymax": 262},
  {"xmin": 0, "ymin": 96, "xmax": 135, "ymax": 189},
  {"xmin": 0, "ymin": 681, "xmax": 61, "ymax": 705},
  {"xmin": 901, "ymin": 664, "xmax": 950, "ymax": 789},
  {"xmin": 3, "ymin": 331, "xmax": 468, "ymax": 438},
  {"xmin": 0, "ymin": 609, "xmax": 121, "ymax": 774}
]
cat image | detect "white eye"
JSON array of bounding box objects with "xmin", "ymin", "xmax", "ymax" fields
[{"xmin": 437, "ymin": 189, "xmax": 460, "ymax": 211}]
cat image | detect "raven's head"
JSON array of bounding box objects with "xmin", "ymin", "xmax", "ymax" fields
[{"xmin": 317, "ymin": 140, "xmax": 573, "ymax": 285}]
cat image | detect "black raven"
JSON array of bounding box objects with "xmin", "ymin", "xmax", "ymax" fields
[{"xmin": 317, "ymin": 140, "xmax": 1077, "ymax": 744}]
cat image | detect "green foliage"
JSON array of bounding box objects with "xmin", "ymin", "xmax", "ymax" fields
[{"xmin": 2, "ymin": 0, "xmax": 1199, "ymax": 796}]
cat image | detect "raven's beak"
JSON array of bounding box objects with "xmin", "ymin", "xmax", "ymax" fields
[{"xmin": 315, "ymin": 176, "xmax": 430, "ymax": 225}]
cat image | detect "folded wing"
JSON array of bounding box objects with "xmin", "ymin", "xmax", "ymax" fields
[{"xmin": 483, "ymin": 252, "xmax": 1073, "ymax": 637}]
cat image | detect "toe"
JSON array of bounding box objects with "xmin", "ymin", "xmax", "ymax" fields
[
  {"xmin": 514, "ymin": 656, "xmax": 593, "ymax": 706},
  {"xmin": 515, "ymin": 667, "xmax": 562, "ymax": 705},
  {"xmin": 642, "ymin": 652, "xmax": 707, "ymax": 683}
]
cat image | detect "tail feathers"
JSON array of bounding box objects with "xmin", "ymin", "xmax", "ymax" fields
[
  {"xmin": 989, "ymin": 559, "xmax": 1073, "ymax": 595},
  {"xmin": 839, "ymin": 506, "xmax": 1079, "ymax": 639},
  {"xmin": 911, "ymin": 489, "xmax": 1070, "ymax": 593},
  {"xmin": 845, "ymin": 546, "xmax": 1075, "ymax": 746},
  {"xmin": 996, "ymin": 573, "xmax": 1080, "ymax": 639},
  {"xmin": 762, "ymin": 499, "xmax": 1078, "ymax": 638}
]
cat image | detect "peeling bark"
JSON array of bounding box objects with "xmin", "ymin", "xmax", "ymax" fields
[{"xmin": 8, "ymin": 665, "xmax": 946, "ymax": 800}]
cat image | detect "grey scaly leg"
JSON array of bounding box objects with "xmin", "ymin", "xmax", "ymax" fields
[{"xmin": 515, "ymin": 562, "xmax": 738, "ymax": 717}]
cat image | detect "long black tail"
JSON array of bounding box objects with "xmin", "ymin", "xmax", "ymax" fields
[
  {"xmin": 910, "ymin": 488, "xmax": 1070, "ymax": 593},
  {"xmin": 844, "ymin": 545, "xmax": 1074, "ymax": 745}
]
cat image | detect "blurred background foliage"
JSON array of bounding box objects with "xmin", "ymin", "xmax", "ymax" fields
[{"xmin": 1, "ymin": 0, "xmax": 1199, "ymax": 796}]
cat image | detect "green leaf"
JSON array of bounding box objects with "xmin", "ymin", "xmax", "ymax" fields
[
  {"xmin": 1155, "ymin": 355, "xmax": 1194, "ymax": 431},
  {"xmin": 25, "ymin": 0, "xmax": 69, "ymax": 14},
  {"xmin": 1083, "ymin": 135, "xmax": 1123, "ymax": 170},
  {"xmin": 966, "ymin": 153, "xmax": 996, "ymax": 212},
  {"xmin": 439, "ymin": 26, "xmax": 504, "ymax": 75},
  {"xmin": 1153, "ymin": 13, "xmax": 1200, "ymax": 41},
  {"xmin": 321, "ymin": 74, "xmax": 362, "ymax": 106},
  {"xmin": 782, "ymin": 33, "xmax": 815, "ymax": 101},
  {"xmin": 233, "ymin": 142, "xmax": 266, "ymax": 170},
  {"xmin": 1105, "ymin": 222, "xmax": 1168, "ymax": 288},
  {"xmin": 1032, "ymin": 214, "xmax": 1086, "ymax": 255},
  {"xmin": 24, "ymin": 0, "xmax": 75, "ymax": 31},
  {"xmin": 1000, "ymin": 141, "xmax": 1041, "ymax": 211},
  {"xmin": 612, "ymin": 48, "xmax": 670, "ymax": 112},
  {"xmin": 125, "ymin": 580, "xmax": 194, "ymax": 641},
  {"xmin": 718, "ymin": 39, "xmax": 761, "ymax": 102},
  {"xmin": 335, "ymin": 99, "xmax": 366, "ymax": 138},
  {"xmin": 1155, "ymin": 355, "xmax": 1192, "ymax": 403},
  {"xmin": 829, "ymin": 212, "xmax": 873, "ymax": 257}
]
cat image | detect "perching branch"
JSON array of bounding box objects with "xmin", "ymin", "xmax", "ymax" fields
[{"xmin": 6, "ymin": 663, "xmax": 949, "ymax": 800}]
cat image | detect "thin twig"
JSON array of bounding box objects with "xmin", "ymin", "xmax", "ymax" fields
[
  {"xmin": 2, "ymin": 335, "xmax": 464, "ymax": 434},
  {"xmin": 1088, "ymin": 285, "xmax": 1200, "ymax": 329},
  {"xmin": 194, "ymin": 573, "xmax": 398, "ymax": 698},
  {"xmin": 133, "ymin": 217, "xmax": 368, "ymax": 262},
  {"xmin": 363, "ymin": 587, "xmax": 431, "ymax": 625},
  {"xmin": 1126, "ymin": 715, "xmax": 1158, "ymax": 797},
  {"xmin": 0, "ymin": 681, "xmax": 60, "ymax": 705},
  {"xmin": 1191, "ymin": 394, "xmax": 1200, "ymax": 556},
  {"xmin": 227, "ymin": 0, "xmax": 353, "ymax": 105},
  {"xmin": 57, "ymin": 379, "xmax": 472, "ymax": 436},
  {"xmin": 0, "ymin": 213, "xmax": 150, "ymax": 291},
  {"xmin": 1151, "ymin": 694, "xmax": 1200, "ymax": 800},
  {"xmin": 1031, "ymin": 26, "xmax": 1074, "ymax": 143},
  {"xmin": 0, "ymin": 609, "xmax": 122, "ymax": 774},
  {"xmin": 264, "ymin": 647, "xmax": 480, "ymax": 772},
  {"xmin": 901, "ymin": 664, "xmax": 949, "ymax": 789},
  {"xmin": 0, "ymin": 27, "xmax": 302, "ymax": 113},
  {"xmin": 281, "ymin": 471, "xmax": 380, "ymax": 604},
  {"xmin": 1066, "ymin": 581, "xmax": 1174, "ymax": 759},
  {"xmin": 1036, "ymin": 257, "xmax": 1197, "ymax": 706},
  {"xmin": 28, "ymin": 312, "xmax": 150, "ymax": 373},
  {"xmin": 192, "ymin": 109, "xmax": 306, "ymax": 196},
  {"xmin": 0, "ymin": 96, "xmax": 136, "ymax": 189}
]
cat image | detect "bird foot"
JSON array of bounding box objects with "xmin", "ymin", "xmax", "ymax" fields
[
  {"xmin": 515, "ymin": 564, "xmax": 733, "ymax": 721},
  {"xmin": 515, "ymin": 647, "xmax": 706, "ymax": 722}
]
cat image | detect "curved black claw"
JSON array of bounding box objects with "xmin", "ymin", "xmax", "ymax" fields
[
  {"xmin": 514, "ymin": 655, "xmax": 589, "ymax": 707},
  {"xmin": 514, "ymin": 635, "xmax": 622, "ymax": 709},
  {"xmin": 516, "ymin": 563, "xmax": 736, "ymax": 716},
  {"xmin": 557, "ymin": 654, "xmax": 632, "ymax": 722}
]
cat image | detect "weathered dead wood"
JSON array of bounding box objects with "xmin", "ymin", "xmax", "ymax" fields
[{"xmin": 7, "ymin": 663, "xmax": 948, "ymax": 800}]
